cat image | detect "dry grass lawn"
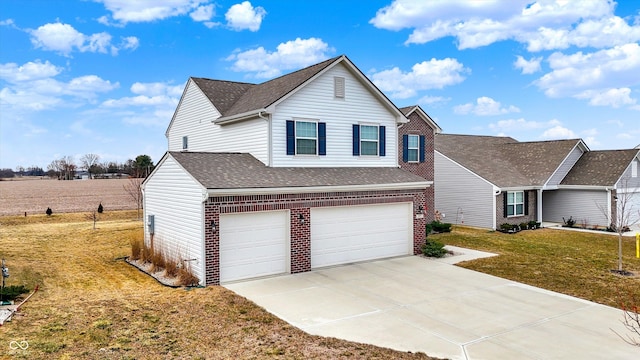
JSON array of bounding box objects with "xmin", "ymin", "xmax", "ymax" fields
[
  {"xmin": 431, "ymin": 226, "xmax": 640, "ymax": 309},
  {"xmin": 0, "ymin": 178, "xmax": 136, "ymax": 216},
  {"xmin": 0, "ymin": 211, "xmax": 437, "ymax": 360}
]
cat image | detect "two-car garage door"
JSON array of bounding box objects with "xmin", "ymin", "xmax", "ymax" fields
[
  {"xmin": 219, "ymin": 203, "xmax": 413, "ymax": 283},
  {"xmin": 311, "ymin": 203, "xmax": 413, "ymax": 268}
]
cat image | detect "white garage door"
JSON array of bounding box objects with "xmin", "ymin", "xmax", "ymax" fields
[
  {"xmin": 219, "ymin": 210, "xmax": 289, "ymax": 283},
  {"xmin": 311, "ymin": 203, "xmax": 412, "ymax": 268}
]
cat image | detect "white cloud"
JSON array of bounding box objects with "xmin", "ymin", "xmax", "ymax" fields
[
  {"xmin": 418, "ymin": 95, "xmax": 450, "ymax": 105},
  {"xmin": 100, "ymin": 82, "xmax": 183, "ymax": 127},
  {"xmin": 97, "ymin": 0, "xmax": 209, "ymax": 23},
  {"xmin": 370, "ymin": 58, "xmax": 469, "ymax": 99},
  {"xmin": 514, "ymin": 55, "xmax": 542, "ymax": 74},
  {"xmin": 369, "ymin": 0, "xmax": 640, "ymax": 51},
  {"xmin": 227, "ymin": 37, "xmax": 333, "ymax": 78},
  {"xmin": 575, "ymin": 87, "xmax": 636, "ymax": 108},
  {"xmin": 0, "ymin": 60, "xmax": 118, "ymax": 113},
  {"xmin": 454, "ymin": 96, "xmax": 520, "ymax": 116},
  {"xmin": 130, "ymin": 82, "xmax": 184, "ymax": 97},
  {"xmin": 535, "ymin": 43, "xmax": 640, "ymax": 101},
  {"xmin": 190, "ymin": 4, "xmax": 214, "ymax": 21},
  {"xmin": 0, "ymin": 60, "xmax": 61, "ymax": 82},
  {"xmin": 489, "ymin": 118, "xmax": 561, "ymax": 132},
  {"xmin": 541, "ymin": 125, "xmax": 577, "ymax": 139},
  {"xmin": 225, "ymin": 1, "xmax": 266, "ymax": 32},
  {"xmin": 28, "ymin": 22, "xmax": 138, "ymax": 56}
]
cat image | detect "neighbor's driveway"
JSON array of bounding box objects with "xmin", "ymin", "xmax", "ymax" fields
[{"xmin": 225, "ymin": 251, "xmax": 637, "ymax": 360}]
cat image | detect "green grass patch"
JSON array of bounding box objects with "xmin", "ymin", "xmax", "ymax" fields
[{"xmin": 432, "ymin": 227, "xmax": 640, "ymax": 308}]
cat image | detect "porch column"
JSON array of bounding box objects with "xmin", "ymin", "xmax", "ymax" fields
[{"xmin": 537, "ymin": 189, "xmax": 543, "ymax": 223}]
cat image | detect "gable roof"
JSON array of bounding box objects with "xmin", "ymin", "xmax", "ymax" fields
[
  {"xmin": 561, "ymin": 149, "xmax": 640, "ymax": 186},
  {"xmin": 399, "ymin": 105, "xmax": 442, "ymax": 133},
  {"xmin": 167, "ymin": 151, "xmax": 430, "ymax": 193},
  {"xmin": 186, "ymin": 55, "xmax": 406, "ymax": 125},
  {"xmin": 435, "ymin": 134, "xmax": 586, "ymax": 188}
]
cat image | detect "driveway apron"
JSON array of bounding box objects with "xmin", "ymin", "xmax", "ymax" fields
[{"xmin": 225, "ymin": 252, "xmax": 637, "ymax": 360}]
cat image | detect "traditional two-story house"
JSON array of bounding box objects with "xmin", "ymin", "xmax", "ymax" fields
[{"xmin": 143, "ymin": 55, "xmax": 434, "ymax": 286}]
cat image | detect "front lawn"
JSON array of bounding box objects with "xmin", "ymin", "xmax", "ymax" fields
[
  {"xmin": 0, "ymin": 211, "xmax": 438, "ymax": 359},
  {"xmin": 431, "ymin": 226, "xmax": 640, "ymax": 308}
]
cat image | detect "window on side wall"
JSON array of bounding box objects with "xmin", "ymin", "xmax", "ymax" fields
[
  {"xmin": 360, "ymin": 125, "xmax": 379, "ymax": 156},
  {"xmin": 506, "ymin": 191, "xmax": 524, "ymax": 216},
  {"xmin": 182, "ymin": 136, "xmax": 188, "ymax": 150}
]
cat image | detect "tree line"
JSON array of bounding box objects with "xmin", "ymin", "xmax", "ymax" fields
[{"xmin": 1, "ymin": 154, "xmax": 154, "ymax": 180}]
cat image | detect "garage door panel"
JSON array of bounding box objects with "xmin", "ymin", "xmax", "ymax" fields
[
  {"xmin": 220, "ymin": 211, "xmax": 289, "ymax": 282},
  {"xmin": 311, "ymin": 203, "xmax": 412, "ymax": 268}
]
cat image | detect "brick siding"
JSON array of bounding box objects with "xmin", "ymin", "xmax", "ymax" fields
[
  {"xmin": 203, "ymin": 189, "xmax": 426, "ymax": 285},
  {"xmin": 398, "ymin": 111, "xmax": 436, "ymax": 224},
  {"xmin": 495, "ymin": 190, "xmax": 538, "ymax": 227}
]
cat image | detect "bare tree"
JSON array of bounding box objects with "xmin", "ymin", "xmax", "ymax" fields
[
  {"xmin": 124, "ymin": 177, "xmax": 143, "ymax": 220},
  {"xmin": 47, "ymin": 159, "xmax": 62, "ymax": 179},
  {"xmin": 597, "ymin": 177, "xmax": 640, "ymax": 273},
  {"xmin": 612, "ymin": 304, "xmax": 640, "ymax": 347},
  {"xmin": 85, "ymin": 211, "xmax": 99, "ymax": 230},
  {"xmin": 80, "ymin": 153, "xmax": 100, "ymax": 179},
  {"xmin": 58, "ymin": 156, "xmax": 76, "ymax": 180}
]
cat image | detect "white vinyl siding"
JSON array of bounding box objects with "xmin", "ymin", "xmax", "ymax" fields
[
  {"xmin": 143, "ymin": 155, "xmax": 205, "ymax": 285},
  {"xmin": 167, "ymin": 80, "xmax": 269, "ymax": 164},
  {"xmin": 435, "ymin": 152, "xmax": 496, "ymax": 229},
  {"xmin": 271, "ymin": 63, "xmax": 398, "ymax": 167},
  {"xmin": 617, "ymin": 157, "xmax": 640, "ymax": 189},
  {"xmin": 542, "ymin": 189, "xmax": 609, "ymax": 227},
  {"xmin": 547, "ymin": 145, "xmax": 584, "ymax": 186}
]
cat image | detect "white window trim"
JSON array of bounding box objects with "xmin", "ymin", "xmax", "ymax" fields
[
  {"xmin": 295, "ymin": 119, "xmax": 318, "ymax": 156},
  {"xmin": 182, "ymin": 136, "xmax": 188, "ymax": 150},
  {"xmin": 507, "ymin": 190, "xmax": 525, "ymax": 217},
  {"xmin": 407, "ymin": 134, "xmax": 419, "ymax": 163},
  {"xmin": 359, "ymin": 123, "xmax": 379, "ymax": 157}
]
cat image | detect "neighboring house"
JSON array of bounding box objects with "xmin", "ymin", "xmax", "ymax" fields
[
  {"xmin": 398, "ymin": 105, "xmax": 442, "ymax": 223},
  {"xmin": 434, "ymin": 134, "xmax": 589, "ymax": 229},
  {"xmin": 143, "ymin": 55, "xmax": 432, "ymax": 286},
  {"xmin": 543, "ymin": 149, "xmax": 640, "ymax": 228}
]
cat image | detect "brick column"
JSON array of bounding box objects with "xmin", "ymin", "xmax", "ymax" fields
[
  {"xmin": 204, "ymin": 205, "xmax": 220, "ymax": 285},
  {"xmin": 413, "ymin": 194, "xmax": 427, "ymax": 254},
  {"xmin": 290, "ymin": 208, "xmax": 311, "ymax": 273}
]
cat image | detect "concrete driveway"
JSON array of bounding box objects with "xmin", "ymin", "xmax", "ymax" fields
[{"xmin": 225, "ymin": 250, "xmax": 638, "ymax": 360}]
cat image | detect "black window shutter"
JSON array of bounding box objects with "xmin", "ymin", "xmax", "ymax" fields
[
  {"xmin": 286, "ymin": 120, "xmax": 295, "ymax": 155},
  {"xmin": 352, "ymin": 124, "xmax": 360, "ymax": 156},
  {"xmin": 419, "ymin": 135, "xmax": 426, "ymax": 163},
  {"xmin": 402, "ymin": 135, "xmax": 409, "ymax": 162},
  {"xmin": 379, "ymin": 125, "xmax": 386, "ymax": 157},
  {"xmin": 524, "ymin": 191, "xmax": 529, "ymax": 215},
  {"xmin": 318, "ymin": 122, "xmax": 326, "ymax": 156},
  {"xmin": 503, "ymin": 192, "xmax": 508, "ymax": 218}
]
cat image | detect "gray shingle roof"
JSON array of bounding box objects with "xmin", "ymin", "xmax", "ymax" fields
[
  {"xmin": 191, "ymin": 56, "xmax": 341, "ymax": 118},
  {"xmin": 561, "ymin": 149, "xmax": 639, "ymax": 186},
  {"xmin": 435, "ymin": 134, "xmax": 584, "ymax": 187},
  {"xmin": 168, "ymin": 151, "xmax": 429, "ymax": 190}
]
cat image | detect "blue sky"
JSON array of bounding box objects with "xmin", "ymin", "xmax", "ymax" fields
[{"xmin": 1, "ymin": 0, "xmax": 639, "ymax": 170}]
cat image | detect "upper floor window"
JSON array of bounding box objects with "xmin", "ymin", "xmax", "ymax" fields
[
  {"xmin": 352, "ymin": 124, "xmax": 385, "ymax": 157},
  {"xmin": 506, "ymin": 191, "xmax": 524, "ymax": 217},
  {"xmin": 182, "ymin": 136, "xmax": 188, "ymax": 150},
  {"xmin": 295, "ymin": 121, "xmax": 318, "ymax": 155},
  {"xmin": 286, "ymin": 120, "xmax": 326, "ymax": 156},
  {"xmin": 407, "ymin": 135, "xmax": 419, "ymax": 162}
]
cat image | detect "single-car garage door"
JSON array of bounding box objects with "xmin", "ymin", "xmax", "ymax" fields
[
  {"xmin": 219, "ymin": 210, "xmax": 289, "ymax": 283},
  {"xmin": 311, "ymin": 203, "xmax": 412, "ymax": 268}
]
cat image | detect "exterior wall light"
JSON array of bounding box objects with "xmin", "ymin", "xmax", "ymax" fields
[
  {"xmin": 298, "ymin": 213, "xmax": 305, "ymax": 224},
  {"xmin": 417, "ymin": 205, "xmax": 424, "ymax": 214},
  {"xmin": 210, "ymin": 220, "xmax": 216, "ymax": 232}
]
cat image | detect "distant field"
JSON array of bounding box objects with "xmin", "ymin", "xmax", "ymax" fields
[{"xmin": 0, "ymin": 178, "xmax": 136, "ymax": 216}]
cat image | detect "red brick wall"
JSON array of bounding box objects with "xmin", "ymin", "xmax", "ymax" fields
[
  {"xmin": 495, "ymin": 190, "xmax": 537, "ymax": 227},
  {"xmin": 203, "ymin": 189, "xmax": 426, "ymax": 285},
  {"xmin": 398, "ymin": 110, "xmax": 436, "ymax": 224}
]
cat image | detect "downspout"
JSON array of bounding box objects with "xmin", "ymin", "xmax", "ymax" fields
[{"xmin": 258, "ymin": 111, "xmax": 272, "ymax": 167}]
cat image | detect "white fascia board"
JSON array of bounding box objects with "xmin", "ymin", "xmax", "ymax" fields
[
  {"xmin": 141, "ymin": 151, "xmax": 170, "ymax": 189},
  {"xmin": 213, "ymin": 109, "xmax": 267, "ymax": 125},
  {"xmin": 499, "ymin": 186, "xmax": 541, "ymax": 191},
  {"xmin": 206, "ymin": 181, "xmax": 432, "ymax": 197},
  {"xmin": 404, "ymin": 106, "xmax": 442, "ymax": 133},
  {"xmin": 542, "ymin": 140, "xmax": 585, "ymax": 188},
  {"xmin": 556, "ymin": 185, "xmax": 610, "ymax": 190}
]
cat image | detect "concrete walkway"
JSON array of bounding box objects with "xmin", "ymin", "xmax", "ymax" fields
[{"xmin": 225, "ymin": 250, "xmax": 638, "ymax": 360}]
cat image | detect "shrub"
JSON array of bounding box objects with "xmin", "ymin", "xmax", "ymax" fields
[
  {"xmin": 97, "ymin": 203, "xmax": 104, "ymax": 213},
  {"xmin": 519, "ymin": 222, "xmax": 529, "ymax": 230},
  {"xmin": 528, "ymin": 220, "xmax": 541, "ymax": 229},
  {"xmin": 150, "ymin": 247, "xmax": 166, "ymax": 273},
  {"xmin": 46, "ymin": 207, "xmax": 52, "ymax": 216},
  {"xmin": 421, "ymin": 239, "xmax": 448, "ymax": 258},
  {"xmin": 130, "ymin": 238, "xmax": 142, "ymax": 261},
  {"xmin": 562, "ymin": 216, "xmax": 576, "ymax": 228},
  {"xmin": 177, "ymin": 266, "xmax": 199, "ymax": 286},
  {"xmin": 430, "ymin": 221, "xmax": 452, "ymax": 233},
  {"xmin": 425, "ymin": 222, "xmax": 433, "ymax": 236},
  {"xmin": 499, "ymin": 223, "xmax": 521, "ymax": 233},
  {"xmin": 164, "ymin": 258, "xmax": 179, "ymax": 278},
  {"xmin": 0, "ymin": 284, "xmax": 30, "ymax": 301}
]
